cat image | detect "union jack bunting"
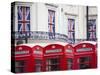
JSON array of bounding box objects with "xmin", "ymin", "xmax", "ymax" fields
[
  {"xmin": 87, "ymin": 19, "xmax": 96, "ymax": 41},
  {"xmin": 17, "ymin": 6, "xmax": 30, "ymax": 32},
  {"xmin": 48, "ymin": 10, "xmax": 55, "ymax": 39},
  {"xmin": 68, "ymin": 19, "xmax": 75, "ymax": 43}
]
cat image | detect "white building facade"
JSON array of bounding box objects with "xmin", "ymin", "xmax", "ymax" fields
[{"xmin": 11, "ymin": 2, "xmax": 97, "ymax": 44}]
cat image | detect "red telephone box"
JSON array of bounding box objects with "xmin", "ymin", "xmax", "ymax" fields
[
  {"xmin": 64, "ymin": 44, "xmax": 75, "ymax": 70},
  {"xmin": 74, "ymin": 42, "xmax": 96, "ymax": 69},
  {"xmin": 44, "ymin": 44, "xmax": 65, "ymax": 71},
  {"xmin": 14, "ymin": 45, "xmax": 33, "ymax": 73},
  {"xmin": 32, "ymin": 45, "xmax": 44, "ymax": 72}
]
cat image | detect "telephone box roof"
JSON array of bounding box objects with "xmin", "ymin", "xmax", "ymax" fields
[
  {"xmin": 17, "ymin": 42, "xmax": 68, "ymax": 47},
  {"xmin": 73, "ymin": 41, "xmax": 97, "ymax": 47}
]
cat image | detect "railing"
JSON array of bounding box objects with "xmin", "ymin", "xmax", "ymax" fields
[
  {"xmin": 70, "ymin": 39, "xmax": 97, "ymax": 44},
  {"xmin": 11, "ymin": 31, "xmax": 97, "ymax": 44},
  {"xmin": 11, "ymin": 31, "xmax": 68, "ymax": 42}
]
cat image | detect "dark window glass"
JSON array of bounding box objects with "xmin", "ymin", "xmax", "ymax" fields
[
  {"xmin": 46, "ymin": 58, "xmax": 60, "ymax": 71},
  {"xmin": 79, "ymin": 57, "xmax": 91, "ymax": 69},
  {"xmin": 79, "ymin": 57, "xmax": 90, "ymax": 63},
  {"xmin": 15, "ymin": 68, "xmax": 24, "ymax": 73},
  {"xmin": 15, "ymin": 61, "xmax": 25, "ymax": 73},
  {"xmin": 79, "ymin": 64, "xmax": 90, "ymax": 69},
  {"xmin": 35, "ymin": 59, "xmax": 42, "ymax": 72},
  {"xmin": 67, "ymin": 58, "xmax": 73, "ymax": 70},
  {"xmin": 15, "ymin": 61, "xmax": 25, "ymax": 67}
]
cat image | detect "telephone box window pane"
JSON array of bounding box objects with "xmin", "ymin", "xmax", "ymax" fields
[
  {"xmin": 67, "ymin": 58, "xmax": 73, "ymax": 63},
  {"xmin": 35, "ymin": 59, "xmax": 42, "ymax": 72},
  {"xmin": 35, "ymin": 65, "xmax": 41, "ymax": 72},
  {"xmin": 79, "ymin": 57, "xmax": 91, "ymax": 69},
  {"xmin": 79, "ymin": 57, "xmax": 90, "ymax": 63},
  {"xmin": 79, "ymin": 64, "xmax": 90, "ymax": 69},
  {"xmin": 46, "ymin": 58, "xmax": 60, "ymax": 71},
  {"xmin": 15, "ymin": 61, "xmax": 25, "ymax": 67},
  {"xmin": 46, "ymin": 58, "xmax": 59, "ymax": 65},
  {"xmin": 67, "ymin": 58, "xmax": 73, "ymax": 70},
  {"xmin": 46, "ymin": 65, "xmax": 60, "ymax": 71},
  {"xmin": 15, "ymin": 68, "xmax": 24, "ymax": 73},
  {"xmin": 15, "ymin": 61, "xmax": 26, "ymax": 73},
  {"xmin": 35, "ymin": 59, "xmax": 42, "ymax": 65},
  {"xmin": 50, "ymin": 65, "xmax": 60, "ymax": 71}
]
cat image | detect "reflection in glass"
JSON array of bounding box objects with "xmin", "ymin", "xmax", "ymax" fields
[
  {"xmin": 79, "ymin": 57, "xmax": 91, "ymax": 69},
  {"xmin": 46, "ymin": 58, "xmax": 60, "ymax": 71}
]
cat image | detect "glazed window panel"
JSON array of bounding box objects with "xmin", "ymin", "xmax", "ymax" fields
[
  {"xmin": 35, "ymin": 65, "xmax": 41, "ymax": 72},
  {"xmin": 87, "ymin": 19, "xmax": 96, "ymax": 41},
  {"xmin": 79, "ymin": 64, "xmax": 91, "ymax": 69},
  {"xmin": 46, "ymin": 58, "xmax": 59, "ymax": 65},
  {"xmin": 15, "ymin": 61, "xmax": 25, "ymax": 67},
  {"xmin": 15, "ymin": 61, "xmax": 26, "ymax": 73},
  {"xmin": 79, "ymin": 57, "xmax": 91, "ymax": 63},
  {"xmin": 15, "ymin": 67, "xmax": 24, "ymax": 73},
  {"xmin": 35, "ymin": 59, "xmax": 42, "ymax": 65},
  {"xmin": 35, "ymin": 59, "xmax": 42, "ymax": 72},
  {"xmin": 48, "ymin": 10, "xmax": 55, "ymax": 39},
  {"xmin": 68, "ymin": 19, "xmax": 75, "ymax": 44},
  {"xmin": 67, "ymin": 58, "xmax": 73, "ymax": 70},
  {"xmin": 46, "ymin": 58, "xmax": 60, "ymax": 71},
  {"xmin": 78, "ymin": 57, "xmax": 91, "ymax": 69},
  {"xmin": 17, "ymin": 6, "xmax": 30, "ymax": 32}
]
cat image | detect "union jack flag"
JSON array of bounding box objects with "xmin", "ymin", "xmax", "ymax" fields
[
  {"xmin": 68, "ymin": 19, "xmax": 75, "ymax": 43},
  {"xmin": 48, "ymin": 10, "xmax": 55, "ymax": 39},
  {"xmin": 88, "ymin": 20, "xmax": 96, "ymax": 40},
  {"xmin": 17, "ymin": 6, "xmax": 30, "ymax": 32}
]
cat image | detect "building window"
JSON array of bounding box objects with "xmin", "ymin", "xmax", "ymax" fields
[
  {"xmin": 87, "ymin": 19, "xmax": 96, "ymax": 41},
  {"xmin": 35, "ymin": 59, "xmax": 42, "ymax": 72},
  {"xmin": 17, "ymin": 6, "xmax": 30, "ymax": 32},
  {"xmin": 48, "ymin": 10, "xmax": 55, "ymax": 39},
  {"xmin": 68, "ymin": 19, "xmax": 75, "ymax": 44}
]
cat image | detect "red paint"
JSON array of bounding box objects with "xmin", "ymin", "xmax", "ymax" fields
[
  {"xmin": 44, "ymin": 44, "xmax": 65, "ymax": 71},
  {"xmin": 32, "ymin": 45, "xmax": 44, "ymax": 72},
  {"xmin": 64, "ymin": 44, "xmax": 75, "ymax": 70},
  {"xmin": 15, "ymin": 45, "xmax": 33, "ymax": 73},
  {"xmin": 74, "ymin": 43, "xmax": 97, "ymax": 69},
  {"xmin": 12, "ymin": 42, "xmax": 97, "ymax": 73}
]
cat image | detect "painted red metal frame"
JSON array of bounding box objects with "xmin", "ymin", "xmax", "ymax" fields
[{"xmin": 13, "ymin": 42, "xmax": 97, "ymax": 73}]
